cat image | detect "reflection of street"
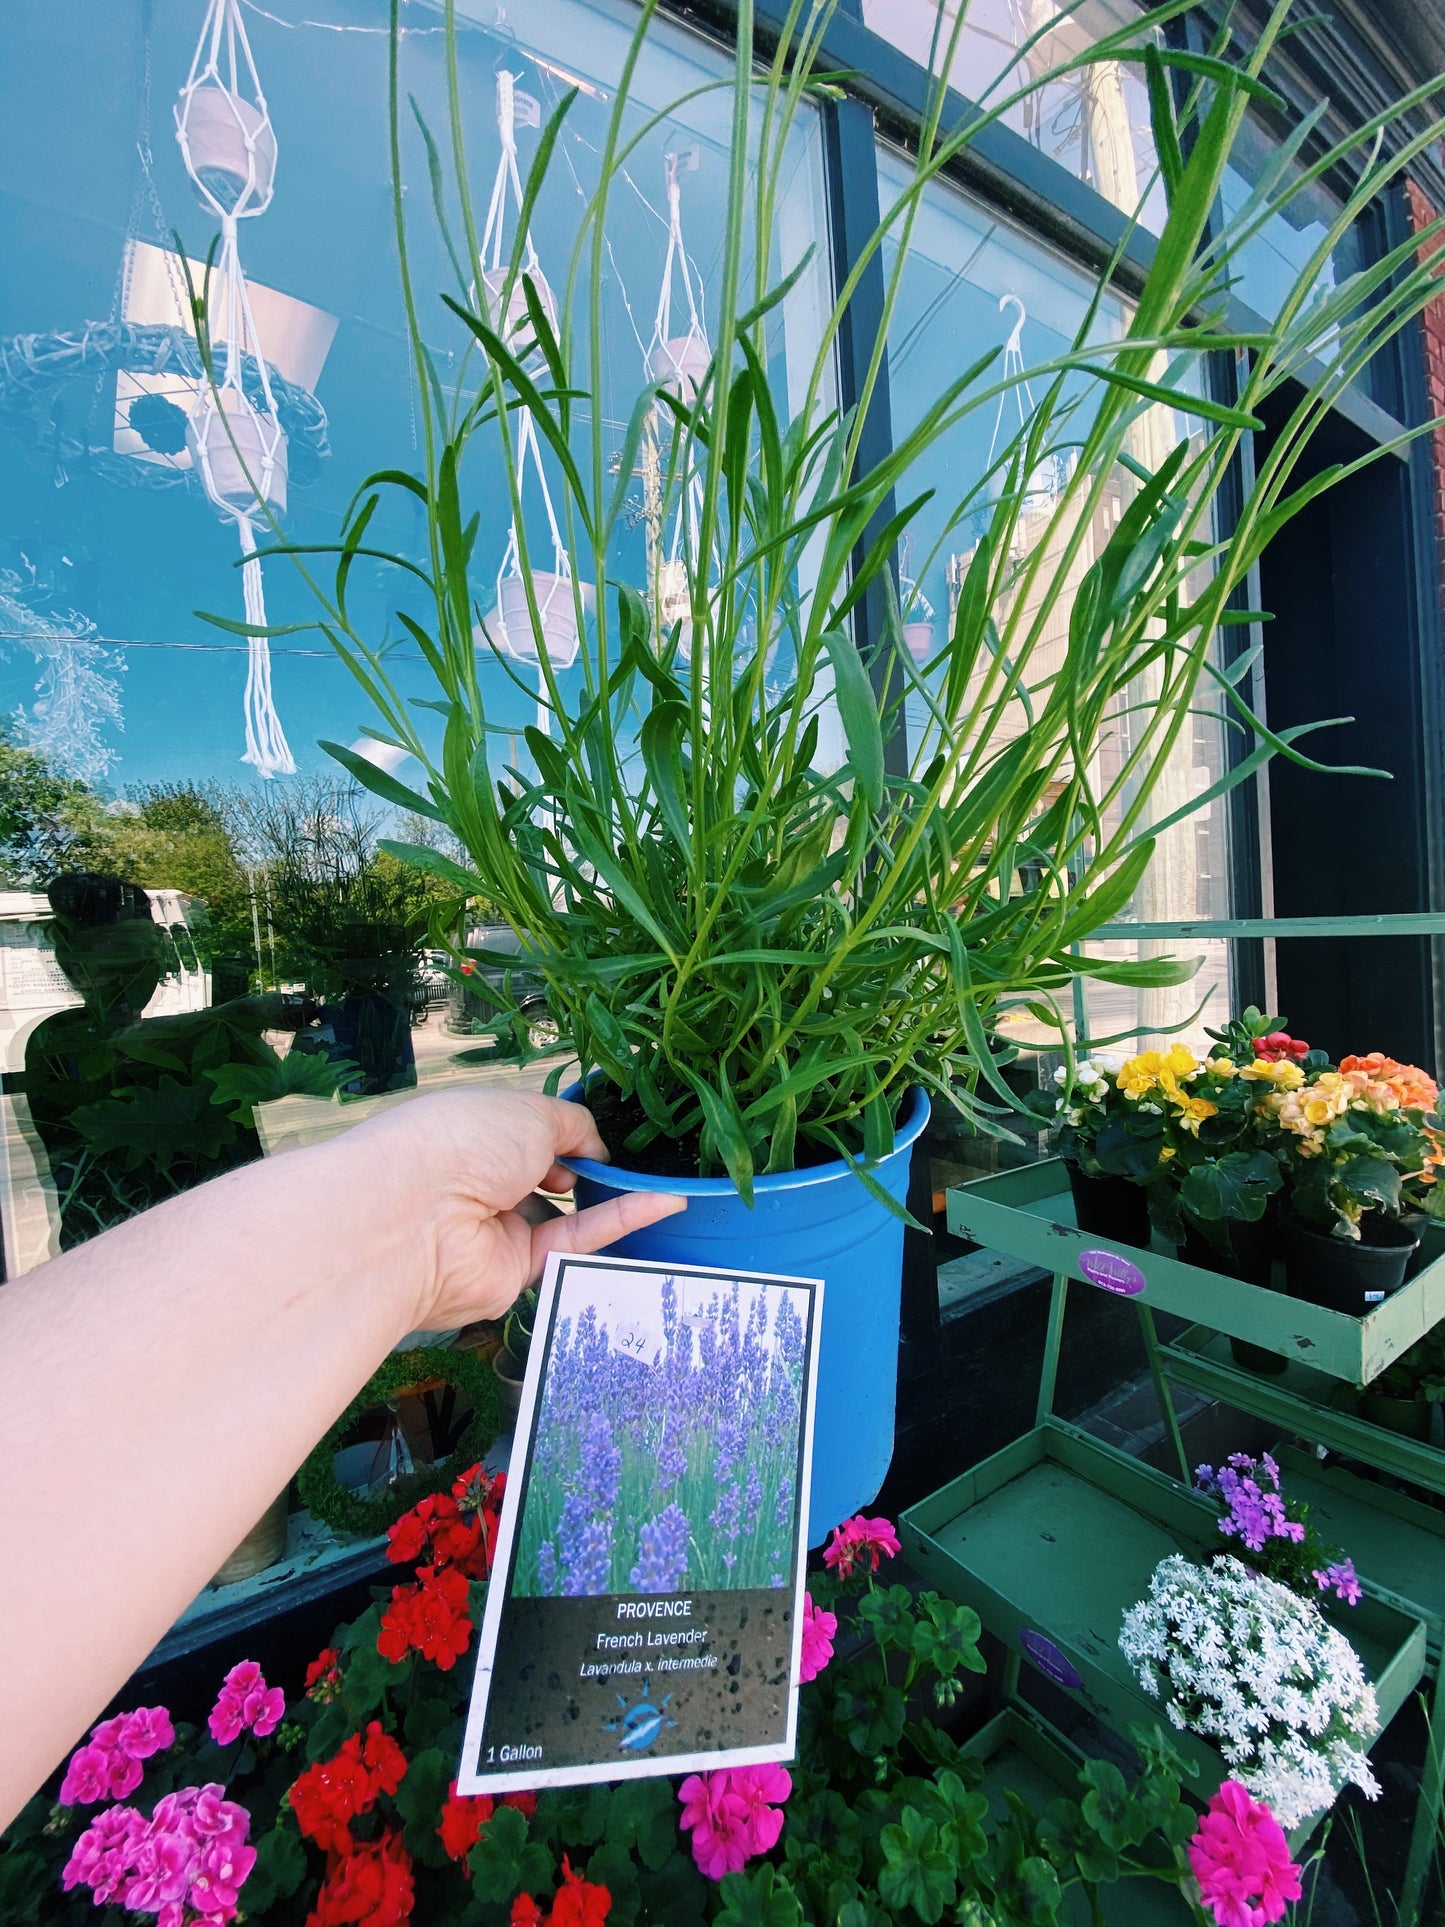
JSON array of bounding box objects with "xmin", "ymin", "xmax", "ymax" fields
[{"xmin": 408, "ymin": 1012, "xmax": 576, "ymax": 1090}]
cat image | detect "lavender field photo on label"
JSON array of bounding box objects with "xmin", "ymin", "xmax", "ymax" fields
[{"xmin": 515, "ymin": 1271, "xmax": 809, "ymax": 1596}]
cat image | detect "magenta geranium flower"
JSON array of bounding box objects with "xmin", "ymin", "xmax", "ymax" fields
[
  {"xmin": 207, "ymin": 1660, "xmax": 285, "ymax": 1745},
  {"xmin": 58, "ymin": 1744, "xmax": 112, "ymax": 1808},
  {"xmin": 821, "ymin": 1513, "xmax": 901, "ymax": 1579},
  {"xmin": 1188, "ymin": 1779, "xmax": 1302, "ymax": 1926},
  {"xmin": 798, "ymin": 1593, "xmax": 837, "ymax": 1683},
  {"xmin": 119, "ymin": 1706, "xmax": 175, "ymax": 1761},
  {"xmin": 678, "ymin": 1763, "xmax": 792, "ymax": 1880}
]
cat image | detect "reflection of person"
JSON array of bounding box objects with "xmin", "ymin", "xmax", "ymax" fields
[
  {"xmin": 23, "ymin": 873, "xmax": 291, "ymax": 1246},
  {"xmin": 0, "ymin": 1090, "xmax": 684, "ymax": 1828}
]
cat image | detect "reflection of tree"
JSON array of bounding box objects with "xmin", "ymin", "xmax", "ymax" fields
[{"xmin": 228, "ymin": 778, "xmax": 451, "ymax": 999}]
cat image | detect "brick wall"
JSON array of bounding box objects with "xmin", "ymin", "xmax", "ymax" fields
[{"xmin": 1407, "ymin": 179, "xmax": 1445, "ymax": 602}]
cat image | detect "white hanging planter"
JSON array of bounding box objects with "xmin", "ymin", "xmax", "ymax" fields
[
  {"xmin": 647, "ymin": 333, "xmax": 710, "ymax": 399},
  {"xmin": 656, "ymin": 558, "xmax": 693, "ymax": 630},
  {"xmin": 480, "ymin": 264, "xmax": 559, "ymax": 357},
  {"xmin": 483, "ymin": 572, "xmax": 594, "ymax": 670},
  {"xmin": 186, "ymin": 392, "xmax": 288, "ymax": 515},
  {"xmin": 904, "ymin": 621, "xmax": 934, "ymax": 664},
  {"xmin": 178, "ymin": 85, "xmax": 277, "ymax": 218}
]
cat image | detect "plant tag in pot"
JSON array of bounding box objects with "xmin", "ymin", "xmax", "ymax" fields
[{"xmin": 457, "ymin": 1251, "xmax": 824, "ymax": 1793}]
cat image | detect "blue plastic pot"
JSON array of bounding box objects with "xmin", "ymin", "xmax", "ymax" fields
[{"xmin": 562, "ymin": 1082, "xmax": 930, "ymax": 1547}]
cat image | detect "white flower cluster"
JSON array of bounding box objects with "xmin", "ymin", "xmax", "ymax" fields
[
  {"xmin": 1118, "ymin": 1553, "xmax": 1380, "ymax": 1830},
  {"xmin": 1052, "ymin": 1056, "xmax": 1118, "ymax": 1125}
]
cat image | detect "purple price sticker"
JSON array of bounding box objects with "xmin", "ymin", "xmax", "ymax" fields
[
  {"xmin": 1077, "ymin": 1247, "xmax": 1146, "ymax": 1296},
  {"xmin": 1019, "ymin": 1629, "xmax": 1083, "ymax": 1691}
]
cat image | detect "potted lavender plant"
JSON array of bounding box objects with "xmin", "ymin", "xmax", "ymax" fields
[{"xmin": 225, "ymin": 0, "xmax": 1445, "ymax": 1535}]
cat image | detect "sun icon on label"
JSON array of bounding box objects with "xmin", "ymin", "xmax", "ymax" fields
[{"xmin": 602, "ymin": 1679, "xmax": 677, "ymax": 1753}]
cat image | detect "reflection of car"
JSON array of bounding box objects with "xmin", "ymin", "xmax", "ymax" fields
[
  {"xmin": 448, "ymin": 924, "xmax": 556, "ymax": 1048},
  {"xmin": 408, "ymin": 950, "xmax": 453, "ymax": 1025}
]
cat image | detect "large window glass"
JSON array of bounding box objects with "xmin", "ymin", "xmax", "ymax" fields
[
  {"xmin": 879, "ymin": 150, "xmax": 1230, "ymax": 1059},
  {"xmin": 0, "ymin": 0, "xmax": 828, "ymax": 1594},
  {"xmin": 861, "ymin": 0, "xmax": 1167, "ymax": 232},
  {"xmin": 1217, "ymin": 117, "xmax": 1375, "ymax": 394}
]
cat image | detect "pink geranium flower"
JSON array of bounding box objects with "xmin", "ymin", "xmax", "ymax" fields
[
  {"xmin": 677, "ymin": 1764, "xmax": 792, "ymax": 1880},
  {"xmin": 207, "ymin": 1659, "xmax": 285, "ymax": 1745},
  {"xmin": 1189, "ymin": 1780, "xmax": 1302, "ymax": 1927},
  {"xmin": 119, "ymin": 1707, "xmax": 175, "ymax": 1761},
  {"xmin": 62, "ymin": 1805, "xmax": 145, "ymax": 1902},
  {"xmin": 798, "ymin": 1593, "xmax": 837, "ymax": 1684},
  {"xmin": 821, "ymin": 1513, "xmax": 901, "ymax": 1579},
  {"xmin": 58, "ymin": 1744, "xmax": 113, "ymax": 1808}
]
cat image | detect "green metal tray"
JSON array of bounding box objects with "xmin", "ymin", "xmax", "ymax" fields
[
  {"xmin": 1266, "ymin": 1443, "xmax": 1445, "ymax": 1646},
  {"xmin": 961, "ymin": 1704, "xmax": 1195, "ymax": 1925},
  {"xmin": 901, "ymin": 1419, "xmax": 1427, "ymax": 1806},
  {"xmin": 1160, "ymin": 1326, "xmax": 1445, "ymax": 1499},
  {"xmin": 946, "ymin": 1159, "xmax": 1445, "ymax": 1385}
]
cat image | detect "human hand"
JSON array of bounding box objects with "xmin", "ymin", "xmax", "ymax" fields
[{"xmin": 356, "ymin": 1089, "xmax": 684, "ymax": 1334}]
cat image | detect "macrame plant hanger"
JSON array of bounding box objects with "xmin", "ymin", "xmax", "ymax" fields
[
  {"xmin": 175, "ymin": 0, "xmax": 295, "ymax": 777},
  {"xmin": 480, "ymin": 70, "xmax": 581, "ymax": 741},
  {"xmin": 986, "ymin": 292, "xmax": 1067, "ymax": 522},
  {"xmin": 644, "ymin": 148, "xmax": 711, "ymax": 644}
]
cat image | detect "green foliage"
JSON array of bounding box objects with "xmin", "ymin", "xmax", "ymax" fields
[
  {"xmin": 245, "ymin": 0, "xmax": 1445, "ymax": 1200},
  {"xmin": 205, "ymin": 1048, "xmax": 359, "ymax": 1127},
  {"xmin": 468, "ymin": 1803, "xmax": 552, "ymax": 1899},
  {"xmin": 0, "ymin": 1486, "xmax": 1214, "ymax": 1927},
  {"xmin": 0, "ymin": 726, "xmax": 101, "ymax": 886}
]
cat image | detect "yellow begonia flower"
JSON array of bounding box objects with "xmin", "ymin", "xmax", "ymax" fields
[
  {"xmin": 1240, "ymin": 1058, "xmax": 1305, "ymax": 1088},
  {"xmin": 1118, "ymin": 1053, "xmax": 1162, "ymax": 1097},
  {"xmin": 1175, "ymin": 1095, "xmax": 1219, "ymax": 1135},
  {"xmin": 1164, "ymin": 1044, "xmax": 1200, "ymax": 1079},
  {"xmin": 1205, "ymin": 1058, "xmax": 1237, "ymax": 1079}
]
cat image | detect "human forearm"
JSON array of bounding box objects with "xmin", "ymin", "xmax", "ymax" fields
[
  {"xmin": 0, "ymin": 1126, "xmax": 427, "ymax": 1822},
  {"xmin": 0, "ymin": 1089, "xmax": 683, "ymax": 1826}
]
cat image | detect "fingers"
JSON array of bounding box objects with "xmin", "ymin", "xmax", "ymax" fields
[
  {"xmin": 531, "ymin": 1097, "xmax": 610, "ymax": 1166},
  {"xmin": 530, "ymin": 1190, "xmax": 686, "ymax": 1272}
]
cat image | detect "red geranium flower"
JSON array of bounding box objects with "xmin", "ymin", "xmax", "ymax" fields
[
  {"xmin": 289, "ymin": 1723, "xmax": 407, "ymax": 1855},
  {"xmin": 437, "ymin": 1783, "xmax": 494, "ymax": 1863},
  {"xmin": 305, "ymin": 1648, "xmax": 343, "ymax": 1702},
  {"xmin": 549, "ymin": 1856, "xmax": 612, "ymax": 1926},
  {"xmin": 511, "ymin": 1900, "xmax": 545, "ymax": 1926},
  {"xmin": 305, "ymin": 1830, "xmax": 414, "ymax": 1927},
  {"xmin": 377, "ymin": 1565, "xmax": 474, "ymax": 1671}
]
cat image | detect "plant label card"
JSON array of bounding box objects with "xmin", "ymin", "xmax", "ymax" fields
[{"xmin": 457, "ymin": 1250, "xmax": 823, "ymax": 1793}]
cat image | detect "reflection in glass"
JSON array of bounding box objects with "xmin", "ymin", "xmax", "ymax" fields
[
  {"xmin": 861, "ymin": 0, "xmax": 1167, "ymax": 231},
  {"xmin": 880, "ymin": 152, "xmax": 1229, "ymax": 1053}
]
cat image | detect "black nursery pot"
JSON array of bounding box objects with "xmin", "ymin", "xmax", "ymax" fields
[
  {"xmin": 1066, "ymin": 1163, "xmax": 1151, "ymax": 1248},
  {"xmin": 1281, "ymin": 1215, "xmax": 1420, "ymax": 1317},
  {"xmin": 1181, "ymin": 1216, "xmax": 1286, "ymax": 1375}
]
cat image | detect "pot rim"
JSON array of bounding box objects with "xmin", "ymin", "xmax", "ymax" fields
[{"xmin": 560, "ymin": 1080, "xmax": 930, "ymax": 1197}]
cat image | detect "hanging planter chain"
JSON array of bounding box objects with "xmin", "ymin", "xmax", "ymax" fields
[
  {"xmin": 175, "ymin": 0, "xmax": 294, "ymax": 777},
  {"xmin": 478, "ymin": 71, "xmax": 585, "ymax": 732}
]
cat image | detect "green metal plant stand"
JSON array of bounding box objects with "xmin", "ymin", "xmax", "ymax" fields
[{"xmin": 905, "ymin": 1156, "xmax": 1445, "ymax": 1918}]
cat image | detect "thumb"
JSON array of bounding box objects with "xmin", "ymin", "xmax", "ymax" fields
[{"xmin": 529, "ymin": 1191, "xmax": 685, "ymax": 1274}]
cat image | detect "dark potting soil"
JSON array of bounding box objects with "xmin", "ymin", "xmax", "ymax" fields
[{"xmin": 583, "ymin": 1080, "xmax": 863, "ymax": 1180}]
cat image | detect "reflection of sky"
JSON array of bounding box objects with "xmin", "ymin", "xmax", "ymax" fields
[
  {"xmin": 880, "ymin": 149, "xmax": 1124, "ymax": 663},
  {"xmin": 551, "ymin": 1266, "xmax": 809, "ymax": 1371},
  {"xmin": 1218, "ymin": 158, "xmax": 1363, "ymax": 339},
  {"xmin": 0, "ymin": 0, "xmax": 826, "ymax": 796}
]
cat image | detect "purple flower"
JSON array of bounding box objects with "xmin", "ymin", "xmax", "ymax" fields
[
  {"xmin": 1314, "ymin": 1559, "xmax": 1363, "ymax": 1605},
  {"xmin": 563, "ymin": 1518, "xmax": 612, "ymax": 1595},
  {"xmin": 742, "ymin": 1465, "xmax": 763, "ymax": 1537},
  {"xmin": 536, "ymin": 1541, "xmax": 558, "ymax": 1595},
  {"xmin": 630, "ymin": 1504, "xmax": 690, "ymax": 1591}
]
